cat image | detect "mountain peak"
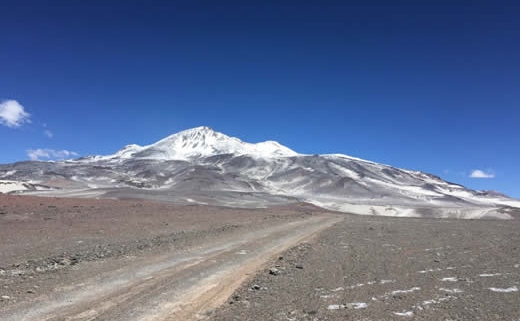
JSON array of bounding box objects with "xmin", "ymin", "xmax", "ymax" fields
[
  {"xmin": 177, "ymin": 126, "xmax": 215, "ymax": 135},
  {"xmin": 101, "ymin": 126, "xmax": 298, "ymax": 161}
]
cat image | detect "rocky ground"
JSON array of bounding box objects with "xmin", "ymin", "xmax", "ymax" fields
[
  {"xmin": 209, "ymin": 215, "xmax": 520, "ymax": 321},
  {"xmin": 0, "ymin": 195, "xmax": 318, "ymax": 309},
  {"xmin": 0, "ymin": 195, "xmax": 339, "ymax": 321},
  {"xmin": 1, "ymin": 194, "xmax": 519, "ymax": 320}
]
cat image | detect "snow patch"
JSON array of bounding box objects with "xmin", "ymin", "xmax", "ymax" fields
[
  {"xmin": 441, "ymin": 277, "xmax": 458, "ymax": 282},
  {"xmin": 0, "ymin": 170, "xmax": 16, "ymax": 178},
  {"xmin": 0, "ymin": 180, "xmax": 29, "ymax": 193},
  {"xmin": 393, "ymin": 311, "xmax": 414, "ymax": 317},
  {"xmin": 348, "ymin": 283, "xmax": 364, "ymax": 289},
  {"xmin": 439, "ymin": 288, "xmax": 463, "ymax": 293},
  {"xmin": 488, "ymin": 286, "xmax": 518, "ymax": 293},
  {"xmin": 391, "ymin": 287, "xmax": 421, "ymax": 295},
  {"xmin": 350, "ymin": 302, "xmax": 368, "ymax": 309},
  {"xmin": 479, "ymin": 273, "xmax": 501, "ymax": 277}
]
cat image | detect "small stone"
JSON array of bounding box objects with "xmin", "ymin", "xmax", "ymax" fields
[
  {"xmin": 232, "ymin": 294, "xmax": 240, "ymax": 301},
  {"xmin": 27, "ymin": 290, "xmax": 35, "ymax": 294},
  {"xmin": 252, "ymin": 284, "xmax": 261, "ymax": 290},
  {"xmin": 269, "ymin": 267, "xmax": 280, "ymax": 275},
  {"xmin": 1, "ymin": 295, "xmax": 10, "ymax": 300},
  {"xmin": 278, "ymin": 256, "xmax": 284, "ymax": 260},
  {"xmin": 295, "ymin": 264, "xmax": 304, "ymax": 269}
]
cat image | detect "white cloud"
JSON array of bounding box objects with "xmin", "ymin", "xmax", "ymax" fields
[
  {"xmin": 27, "ymin": 149, "xmax": 79, "ymax": 161},
  {"xmin": 44, "ymin": 130, "xmax": 53, "ymax": 138},
  {"xmin": 0, "ymin": 100, "xmax": 31, "ymax": 128},
  {"xmin": 470, "ymin": 169, "xmax": 495, "ymax": 179}
]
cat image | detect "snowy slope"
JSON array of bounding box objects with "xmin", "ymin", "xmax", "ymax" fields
[{"xmin": 1, "ymin": 126, "xmax": 519, "ymax": 219}]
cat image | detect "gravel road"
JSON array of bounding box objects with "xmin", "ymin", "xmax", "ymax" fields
[{"xmin": 0, "ymin": 195, "xmax": 340, "ymax": 321}]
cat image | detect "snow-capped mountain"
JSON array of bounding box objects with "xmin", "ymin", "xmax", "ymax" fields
[
  {"xmin": 1, "ymin": 127, "xmax": 519, "ymax": 219},
  {"xmin": 84, "ymin": 127, "xmax": 298, "ymax": 162}
]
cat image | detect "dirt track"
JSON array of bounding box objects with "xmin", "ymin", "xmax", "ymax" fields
[{"xmin": 0, "ymin": 195, "xmax": 340, "ymax": 321}]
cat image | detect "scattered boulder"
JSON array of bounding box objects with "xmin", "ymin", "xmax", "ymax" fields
[{"xmin": 269, "ymin": 267, "xmax": 280, "ymax": 275}]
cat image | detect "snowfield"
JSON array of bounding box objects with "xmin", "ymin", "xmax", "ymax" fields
[
  {"xmin": 0, "ymin": 180, "xmax": 51, "ymax": 194},
  {"xmin": 0, "ymin": 180, "xmax": 30, "ymax": 193}
]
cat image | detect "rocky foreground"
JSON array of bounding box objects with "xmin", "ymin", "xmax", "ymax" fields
[
  {"xmin": 0, "ymin": 195, "xmax": 339, "ymax": 321},
  {"xmin": 210, "ymin": 215, "xmax": 520, "ymax": 321},
  {"xmin": 0, "ymin": 194, "xmax": 518, "ymax": 320}
]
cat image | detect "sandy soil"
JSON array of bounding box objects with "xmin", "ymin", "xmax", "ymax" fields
[
  {"xmin": 209, "ymin": 214, "xmax": 520, "ymax": 321},
  {"xmin": 0, "ymin": 195, "xmax": 340, "ymax": 321}
]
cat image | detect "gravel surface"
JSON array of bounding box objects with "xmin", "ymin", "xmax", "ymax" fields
[
  {"xmin": 209, "ymin": 215, "xmax": 520, "ymax": 321},
  {"xmin": 1, "ymin": 194, "xmax": 518, "ymax": 320},
  {"xmin": 0, "ymin": 195, "xmax": 318, "ymax": 311}
]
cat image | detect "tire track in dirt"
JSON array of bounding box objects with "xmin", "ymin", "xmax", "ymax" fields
[{"xmin": 1, "ymin": 215, "xmax": 341, "ymax": 321}]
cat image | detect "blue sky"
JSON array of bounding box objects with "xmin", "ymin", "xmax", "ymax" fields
[{"xmin": 1, "ymin": 1, "xmax": 519, "ymax": 197}]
